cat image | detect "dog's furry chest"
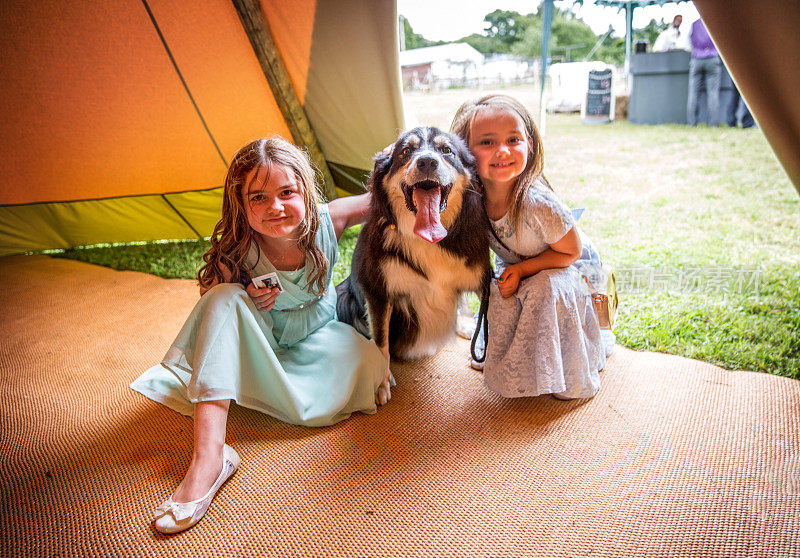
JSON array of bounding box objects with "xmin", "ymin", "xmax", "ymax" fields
[
  {"xmin": 375, "ymin": 231, "xmax": 483, "ymax": 359},
  {"xmin": 381, "ymin": 232, "xmax": 483, "ymax": 295}
]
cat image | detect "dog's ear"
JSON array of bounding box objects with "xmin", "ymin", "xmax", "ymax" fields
[
  {"xmin": 368, "ymin": 148, "xmax": 394, "ymax": 191},
  {"xmin": 451, "ymin": 134, "xmax": 479, "ymax": 189},
  {"xmin": 451, "ymin": 134, "xmax": 474, "ymax": 167}
]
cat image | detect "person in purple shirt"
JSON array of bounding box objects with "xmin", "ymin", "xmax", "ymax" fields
[{"xmin": 686, "ymin": 18, "xmax": 721, "ymax": 126}]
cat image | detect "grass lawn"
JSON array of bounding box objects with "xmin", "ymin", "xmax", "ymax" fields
[{"xmin": 54, "ymin": 85, "xmax": 800, "ymax": 378}]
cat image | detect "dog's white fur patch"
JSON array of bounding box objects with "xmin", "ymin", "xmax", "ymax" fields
[{"xmin": 379, "ymin": 213, "xmax": 484, "ymax": 360}]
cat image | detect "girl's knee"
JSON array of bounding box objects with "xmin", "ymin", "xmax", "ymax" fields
[
  {"xmin": 517, "ymin": 268, "xmax": 563, "ymax": 298},
  {"xmin": 538, "ymin": 267, "xmax": 567, "ymax": 282},
  {"xmin": 203, "ymin": 282, "xmax": 247, "ymax": 305}
]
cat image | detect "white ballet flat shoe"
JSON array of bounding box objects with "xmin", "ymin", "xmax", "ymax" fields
[{"xmin": 154, "ymin": 444, "xmax": 240, "ymax": 534}]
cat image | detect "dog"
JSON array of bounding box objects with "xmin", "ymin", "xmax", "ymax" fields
[{"xmin": 336, "ymin": 127, "xmax": 491, "ymax": 404}]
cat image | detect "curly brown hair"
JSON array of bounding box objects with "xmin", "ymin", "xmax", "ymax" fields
[
  {"xmin": 450, "ymin": 94, "xmax": 550, "ymax": 229},
  {"xmin": 197, "ymin": 137, "xmax": 328, "ymax": 295}
]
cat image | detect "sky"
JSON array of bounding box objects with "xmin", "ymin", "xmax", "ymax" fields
[{"xmin": 397, "ymin": 0, "xmax": 700, "ymax": 40}]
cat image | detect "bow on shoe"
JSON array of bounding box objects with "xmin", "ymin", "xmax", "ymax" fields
[
  {"xmin": 155, "ymin": 499, "xmax": 197, "ymax": 522},
  {"xmin": 152, "ymin": 445, "xmax": 240, "ymax": 534}
]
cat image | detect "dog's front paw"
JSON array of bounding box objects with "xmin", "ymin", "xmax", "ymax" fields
[{"xmin": 375, "ymin": 376, "xmax": 392, "ymax": 405}]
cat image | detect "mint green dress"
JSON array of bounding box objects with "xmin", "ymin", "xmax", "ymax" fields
[{"xmin": 131, "ymin": 204, "xmax": 387, "ymax": 427}]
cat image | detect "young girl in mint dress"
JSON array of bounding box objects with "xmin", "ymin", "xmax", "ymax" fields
[{"xmin": 131, "ymin": 137, "xmax": 387, "ymax": 534}]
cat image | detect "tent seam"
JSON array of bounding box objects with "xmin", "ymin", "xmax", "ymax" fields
[
  {"xmin": 0, "ymin": 186, "xmax": 224, "ymax": 208},
  {"xmin": 139, "ymin": 0, "xmax": 228, "ymax": 169}
]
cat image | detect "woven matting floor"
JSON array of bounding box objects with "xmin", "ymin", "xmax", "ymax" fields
[{"xmin": 1, "ymin": 255, "xmax": 798, "ymax": 557}]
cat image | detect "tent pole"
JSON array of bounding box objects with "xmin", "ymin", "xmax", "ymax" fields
[
  {"xmin": 624, "ymin": 1, "xmax": 633, "ymax": 92},
  {"xmin": 232, "ymin": 0, "xmax": 338, "ymax": 201},
  {"xmin": 540, "ymin": 0, "xmax": 554, "ymax": 137}
]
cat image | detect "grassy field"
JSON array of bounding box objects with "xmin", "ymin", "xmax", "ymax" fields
[{"xmin": 56, "ymin": 84, "xmax": 800, "ymax": 378}]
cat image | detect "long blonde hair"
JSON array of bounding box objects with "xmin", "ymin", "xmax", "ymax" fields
[
  {"xmin": 198, "ymin": 137, "xmax": 328, "ymax": 294},
  {"xmin": 450, "ymin": 94, "xmax": 548, "ymax": 229}
]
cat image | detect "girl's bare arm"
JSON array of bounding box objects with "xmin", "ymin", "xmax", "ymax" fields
[
  {"xmin": 329, "ymin": 192, "xmax": 371, "ymax": 240},
  {"xmin": 497, "ymin": 228, "xmax": 582, "ymax": 297}
]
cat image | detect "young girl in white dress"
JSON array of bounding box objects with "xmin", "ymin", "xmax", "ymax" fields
[
  {"xmin": 130, "ymin": 137, "xmax": 387, "ymax": 533},
  {"xmin": 451, "ymin": 94, "xmax": 614, "ymax": 400}
]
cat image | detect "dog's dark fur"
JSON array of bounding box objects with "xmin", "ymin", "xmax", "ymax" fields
[{"xmin": 337, "ymin": 127, "xmax": 490, "ymax": 403}]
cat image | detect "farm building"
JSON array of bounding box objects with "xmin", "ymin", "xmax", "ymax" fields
[{"xmin": 399, "ymin": 42, "xmax": 483, "ymax": 89}]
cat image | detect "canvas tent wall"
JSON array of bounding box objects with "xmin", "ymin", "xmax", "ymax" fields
[{"xmin": 0, "ymin": 0, "xmax": 405, "ymax": 255}]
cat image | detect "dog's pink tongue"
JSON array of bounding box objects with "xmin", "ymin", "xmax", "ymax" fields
[{"xmin": 412, "ymin": 187, "xmax": 447, "ymax": 243}]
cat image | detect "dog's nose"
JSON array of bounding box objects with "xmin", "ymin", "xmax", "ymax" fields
[{"xmin": 416, "ymin": 156, "xmax": 438, "ymax": 171}]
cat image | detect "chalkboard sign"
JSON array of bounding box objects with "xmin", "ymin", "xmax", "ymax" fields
[{"xmin": 582, "ymin": 68, "xmax": 614, "ymax": 124}]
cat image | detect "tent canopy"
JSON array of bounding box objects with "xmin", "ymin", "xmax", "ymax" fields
[
  {"xmin": 2, "ymin": 1, "xmax": 798, "ymax": 256},
  {"xmin": 0, "ymin": 0, "xmax": 405, "ymax": 255}
]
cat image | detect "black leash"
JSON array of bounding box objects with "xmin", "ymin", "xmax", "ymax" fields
[
  {"xmin": 470, "ymin": 267, "xmax": 492, "ymax": 363},
  {"xmin": 471, "ymin": 223, "xmax": 520, "ymax": 363}
]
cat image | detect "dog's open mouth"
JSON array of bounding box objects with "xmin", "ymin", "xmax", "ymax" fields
[{"xmin": 402, "ymin": 180, "xmax": 451, "ymax": 243}]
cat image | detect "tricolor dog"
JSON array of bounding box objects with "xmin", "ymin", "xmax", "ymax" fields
[{"xmin": 336, "ymin": 127, "xmax": 491, "ymax": 404}]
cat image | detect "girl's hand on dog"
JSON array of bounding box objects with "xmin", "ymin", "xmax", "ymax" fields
[
  {"xmin": 497, "ymin": 266, "xmax": 522, "ymax": 298},
  {"xmin": 246, "ymin": 283, "xmax": 280, "ymax": 311}
]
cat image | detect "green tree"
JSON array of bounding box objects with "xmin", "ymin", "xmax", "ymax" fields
[
  {"xmin": 403, "ymin": 6, "xmax": 657, "ymax": 67},
  {"xmin": 512, "ymin": 9, "xmax": 597, "ymax": 62},
  {"xmin": 483, "ymin": 9, "xmax": 536, "ymax": 52},
  {"xmin": 461, "ymin": 33, "xmax": 501, "ymax": 55},
  {"xmin": 550, "ymin": 12, "xmax": 597, "ymax": 62},
  {"xmin": 511, "ymin": 24, "xmax": 543, "ymax": 59},
  {"xmin": 401, "ymin": 17, "xmax": 443, "ymax": 50},
  {"xmin": 594, "ymin": 36, "xmax": 626, "ymax": 66}
]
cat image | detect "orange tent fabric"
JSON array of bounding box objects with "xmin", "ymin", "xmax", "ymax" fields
[{"xmin": 0, "ymin": 0, "xmax": 404, "ymax": 254}]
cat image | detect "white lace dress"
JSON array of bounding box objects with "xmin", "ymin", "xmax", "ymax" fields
[{"xmin": 482, "ymin": 182, "xmax": 613, "ymax": 399}]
